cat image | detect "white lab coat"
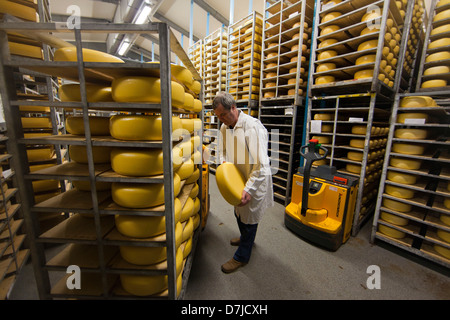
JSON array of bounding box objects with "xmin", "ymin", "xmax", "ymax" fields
[{"xmin": 219, "ymin": 111, "xmax": 274, "ymax": 224}]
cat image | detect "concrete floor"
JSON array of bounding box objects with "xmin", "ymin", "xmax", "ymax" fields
[{"xmin": 8, "ymin": 173, "xmax": 450, "ymax": 300}]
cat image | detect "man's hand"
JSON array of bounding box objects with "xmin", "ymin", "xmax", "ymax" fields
[{"xmin": 238, "ymin": 190, "xmax": 251, "ymax": 207}]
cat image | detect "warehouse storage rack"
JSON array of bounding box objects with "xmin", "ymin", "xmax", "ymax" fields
[
  {"xmin": 415, "ymin": 0, "xmax": 450, "ymax": 93},
  {"xmin": 371, "ymin": 91, "xmax": 450, "ymax": 268},
  {"xmin": 227, "ymin": 11, "xmax": 264, "ymax": 109},
  {"xmin": 203, "ymin": 26, "xmax": 228, "ymax": 107},
  {"xmin": 0, "ymin": 20, "xmax": 203, "ymax": 299},
  {"xmin": 260, "ymin": 0, "xmax": 314, "ymax": 106},
  {"xmin": 188, "ymin": 39, "xmax": 204, "ymax": 80},
  {"xmin": 0, "ymin": 133, "xmax": 29, "ymax": 299}
]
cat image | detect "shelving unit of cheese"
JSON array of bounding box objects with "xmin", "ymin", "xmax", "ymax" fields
[
  {"xmin": 203, "ymin": 27, "xmax": 228, "ymax": 106},
  {"xmin": 372, "ymin": 93, "xmax": 450, "ymax": 268},
  {"xmin": 188, "ymin": 39, "xmax": 204, "ymax": 80},
  {"xmin": 0, "ymin": 21, "xmax": 204, "ymax": 299},
  {"xmin": 260, "ymin": 0, "xmax": 314, "ymax": 106},
  {"xmin": 227, "ymin": 12, "xmax": 264, "ymax": 108},
  {"xmin": 309, "ymin": 0, "xmax": 411, "ymax": 97},
  {"xmin": 305, "ymin": 92, "xmax": 392, "ymax": 235},
  {"xmin": 0, "ymin": 133, "xmax": 29, "ymax": 300},
  {"xmin": 415, "ymin": 0, "xmax": 450, "ymax": 92},
  {"xmin": 259, "ymin": 104, "xmax": 304, "ymax": 205}
]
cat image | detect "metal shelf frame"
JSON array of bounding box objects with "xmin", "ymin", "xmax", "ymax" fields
[
  {"xmin": 371, "ymin": 91, "xmax": 450, "ymax": 268},
  {"xmin": 0, "ymin": 20, "xmax": 203, "ymax": 300}
]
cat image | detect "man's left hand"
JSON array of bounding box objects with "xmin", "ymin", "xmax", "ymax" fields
[{"xmin": 238, "ymin": 190, "xmax": 251, "ymax": 207}]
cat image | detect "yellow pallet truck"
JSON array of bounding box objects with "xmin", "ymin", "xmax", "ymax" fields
[{"xmin": 285, "ymin": 139, "xmax": 359, "ymax": 251}]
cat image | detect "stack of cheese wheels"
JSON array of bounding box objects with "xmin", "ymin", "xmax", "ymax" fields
[
  {"xmin": 435, "ymin": 181, "xmax": 450, "ymax": 259},
  {"xmin": 421, "ymin": 2, "xmax": 450, "ymax": 89}
]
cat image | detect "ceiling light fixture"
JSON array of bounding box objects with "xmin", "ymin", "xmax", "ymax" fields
[{"xmin": 135, "ymin": 4, "xmax": 152, "ymax": 24}]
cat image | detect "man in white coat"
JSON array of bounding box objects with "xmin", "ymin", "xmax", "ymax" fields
[{"xmin": 212, "ymin": 92, "xmax": 274, "ymax": 273}]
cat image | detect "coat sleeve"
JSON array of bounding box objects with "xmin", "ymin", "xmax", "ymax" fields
[{"xmin": 243, "ymin": 124, "xmax": 271, "ymax": 197}]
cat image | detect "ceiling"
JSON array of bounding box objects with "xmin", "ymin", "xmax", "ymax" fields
[{"xmin": 48, "ymin": 0, "xmax": 266, "ymax": 64}]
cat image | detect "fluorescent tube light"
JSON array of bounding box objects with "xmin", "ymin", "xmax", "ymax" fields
[
  {"xmin": 118, "ymin": 41, "xmax": 130, "ymax": 56},
  {"xmin": 135, "ymin": 5, "xmax": 152, "ymax": 24}
]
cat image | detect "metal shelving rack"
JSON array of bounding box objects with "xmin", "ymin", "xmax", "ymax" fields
[
  {"xmin": 188, "ymin": 39, "xmax": 204, "ymax": 80},
  {"xmin": 260, "ymin": 0, "xmax": 314, "ymax": 106},
  {"xmin": 227, "ymin": 11, "xmax": 264, "ymax": 109},
  {"xmin": 415, "ymin": 0, "xmax": 450, "ymax": 93},
  {"xmin": 0, "ymin": 133, "xmax": 29, "ymax": 299},
  {"xmin": 0, "ymin": 20, "xmax": 203, "ymax": 299},
  {"xmin": 371, "ymin": 91, "xmax": 450, "ymax": 268}
]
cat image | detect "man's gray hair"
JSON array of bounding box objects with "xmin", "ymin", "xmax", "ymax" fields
[{"xmin": 212, "ymin": 92, "xmax": 236, "ymax": 111}]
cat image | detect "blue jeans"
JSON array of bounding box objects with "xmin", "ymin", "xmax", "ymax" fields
[{"xmin": 233, "ymin": 211, "xmax": 258, "ymax": 263}]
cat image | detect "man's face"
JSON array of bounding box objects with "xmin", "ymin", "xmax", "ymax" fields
[{"xmin": 214, "ymin": 103, "xmax": 238, "ymax": 127}]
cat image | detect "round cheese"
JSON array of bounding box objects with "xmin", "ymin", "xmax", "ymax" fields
[
  {"xmin": 400, "ymin": 96, "xmax": 436, "ymax": 108},
  {"xmin": 175, "ymin": 158, "xmax": 194, "ymax": 180},
  {"xmin": 215, "ymin": 162, "xmax": 246, "ymax": 206},
  {"xmin": 392, "ymin": 143, "xmax": 425, "ymax": 155},
  {"xmin": 182, "ymin": 217, "xmax": 194, "ymax": 242},
  {"xmin": 385, "ymin": 184, "xmax": 415, "ymax": 199},
  {"xmin": 69, "ymin": 145, "xmax": 112, "ymax": 164},
  {"xmin": 180, "ymin": 197, "xmax": 194, "ymax": 222},
  {"xmin": 346, "ymin": 163, "xmax": 361, "ymax": 174},
  {"xmin": 357, "ymin": 40, "xmax": 378, "ymax": 51},
  {"xmin": 112, "ymin": 76, "xmax": 185, "ymax": 108},
  {"xmin": 378, "ymin": 224, "xmax": 406, "ymax": 239},
  {"xmin": 421, "ymin": 79, "xmax": 447, "ymax": 88},
  {"xmin": 434, "ymin": 244, "xmax": 450, "ymax": 259},
  {"xmin": 433, "ymin": 9, "xmax": 450, "ymax": 23},
  {"xmin": 431, "ymin": 24, "xmax": 450, "ymax": 36},
  {"xmin": 112, "ymin": 174, "xmax": 180, "ymax": 209},
  {"xmin": 9, "ymin": 42, "xmax": 43, "ymax": 59},
  {"xmin": 185, "ymin": 167, "xmax": 200, "ymax": 184},
  {"xmin": 355, "ymin": 54, "xmax": 376, "ymax": 65},
  {"xmin": 354, "ymin": 69, "xmax": 374, "ymax": 79},
  {"xmin": 65, "ymin": 116, "xmax": 110, "ymax": 136},
  {"xmin": 381, "ymin": 212, "xmax": 409, "ymax": 226},
  {"xmin": 387, "ymin": 171, "xmax": 417, "ymax": 185},
  {"xmin": 27, "ymin": 147, "xmax": 54, "ymax": 162},
  {"xmin": 315, "ymin": 75, "xmax": 335, "ymax": 84},
  {"xmin": 444, "ymin": 198, "xmax": 450, "ymax": 210},
  {"xmin": 361, "ymin": 10, "xmax": 382, "ymax": 22},
  {"xmin": 110, "ymin": 115, "xmax": 182, "ymax": 141},
  {"xmin": 397, "ymin": 113, "xmax": 429, "ymax": 124},
  {"xmin": 314, "ymin": 113, "xmax": 333, "ymax": 120},
  {"xmin": 440, "ymin": 213, "xmax": 450, "ymax": 226},
  {"xmin": 383, "ymin": 198, "xmax": 412, "ymax": 213},
  {"xmin": 347, "ymin": 151, "xmax": 363, "ymax": 161},
  {"xmin": 350, "ymin": 139, "xmax": 365, "ymax": 149},
  {"xmin": 424, "ymin": 66, "xmax": 450, "ymax": 76},
  {"xmin": 59, "ymin": 84, "xmax": 113, "ymax": 102},
  {"xmin": 55, "ymin": 47, "xmax": 124, "ymax": 63},
  {"xmin": 171, "ymin": 64, "xmax": 194, "ymax": 88},
  {"xmin": 425, "ymin": 51, "xmax": 450, "ymax": 63},
  {"xmin": 320, "ymin": 25, "xmax": 340, "ymax": 36},
  {"xmin": 0, "ymin": 0, "xmax": 38, "ymax": 21},
  {"xmin": 322, "ymin": 12, "xmax": 342, "ymax": 23},
  {"xmin": 318, "ymin": 38, "xmax": 338, "ymax": 49},
  {"xmin": 394, "ymin": 128, "xmax": 427, "ymax": 140},
  {"xmin": 317, "ymin": 50, "xmax": 337, "ymax": 61},
  {"xmin": 390, "ymin": 157, "xmax": 421, "ymax": 170},
  {"xmin": 437, "ymin": 229, "xmax": 450, "ymax": 243},
  {"xmin": 316, "ymin": 63, "xmax": 336, "ymax": 72},
  {"xmin": 428, "ymin": 38, "xmax": 450, "ymax": 50}
]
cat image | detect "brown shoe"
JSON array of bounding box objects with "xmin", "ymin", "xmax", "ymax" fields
[
  {"xmin": 230, "ymin": 238, "xmax": 240, "ymax": 246},
  {"xmin": 221, "ymin": 258, "xmax": 247, "ymax": 274}
]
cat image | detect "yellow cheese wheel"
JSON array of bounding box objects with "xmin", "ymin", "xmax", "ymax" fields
[
  {"xmin": 392, "ymin": 143, "xmax": 425, "ymax": 155},
  {"xmin": 72, "ymin": 180, "xmax": 111, "ymax": 191},
  {"xmin": 112, "ymin": 174, "xmax": 180, "ymax": 209},
  {"xmin": 109, "ymin": 115, "xmax": 182, "ymax": 141},
  {"xmin": 181, "ymin": 118, "xmax": 194, "ymax": 134},
  {"xmin": 397, "ymin": 113, "xmax": 429, "ymax": 124},
  {"xmin": 434, "ymin": 244, "xmax": 450, "ymax": 259},
  {"xmin": 29, "ymin": 163, "xmax": 55, "ymax": 172},
  {"xmin": 387, "ymin": 171, "xmax": 417, "ymax": 185},
  {"xmin": 19, "ymin": 105, "xmax": 50, "ymax": 113},
  {"xmin": 183, "ymin": 93, "xmax": 194, "ymax": 110},
  {"xmin": 349, "ymin": 139, "xmax": 365, "ymax": 149},
  {"xmin": 356, "ymin": 54, "xmax": 376, "ymax": 65},
  {"xmin": 385, "ymin": 184, "xmax": 415, "ymax": 199},
  {"xmin": 400, "ymin": 96, "xmax": 436, "ymax": 108},
  {"xmin": 111, "ymin": 147, "xmax": 182, "ymax": 176},
  {"xmin": 421, "ymin": 79, "xmax": 447, "ymax": 88},
  {"xmin": 378, "ymin": 224, "xmax": 406, "ymax": 239},
  {"xmin": 428, "ymin": 38, "xmax": 450, "ymax": 50},
  {"xmin": 189, "ymin": 183, "xmax": 199, "ymax": 199},
  {"xmin": 322, "ymin": 12, "xmax": 342, "ymax": 23},
  {"xmin": 65, "ymin": 116, "xmax": 110, "ymax": 136},
  {"xmin": 347, "ymin": 151, "xmax": 363, "ymax": 161},
  {"xmin": 444, "ymin": 198, "xmax": 450, "ymax": 210},
  {"xmin": 185, "ymin": 167, "xmax": 200, "ymax": 184},
  {"xmin": 193, "ymin": 213, "xmax": 200, "ymax": 230},
  {"xmin": 216, "ymin": 162, "xmax": 245, "ymax": 206},
  {"xmin": 59, "ymin": 84, "xmax": 113, "ymax": 102},
  {"xmin": 346, "ymin": 163, "xmax": 361, "ymax": 174},
  {"xmin": 27, "ymin": 147, "xmax": 54, "ymax": 162},
  {"xmin": 193, "ymin": 99, "xmax": 202, "ymax": 113},
  {"xmin": 32, "ymin": 180, "xmax": 59, "ymax": 193},
  {"xmin": 120, "ymin": 246, "xmax": 166, "ymax": 265},
  {"xmin": 316, "ymin": 63, "xmax": 336, "ymax": 72},
  {"xmin": 317, "ymin": 50, "xmax": 337, "ymax": 61},
  {"xmin": 351, "ymin": 125, "xmax": 366, "ymax": 135},
  {"xmin": 180, "ymin": 197, "xmax": 194, "ymax": 222},
  {"xmin": 433, "ymin": 9, "xmax": 450, "ymax": 23},
  {"xmin": 320, "ymin": 25, "xmax": 340, "ymax": 36},
  {"xmin": 193, "ymin": 197, "xmax": 200, "ymax": 215},
  {"xmin": 315, "ymin": 75, "xmax": 335, "ymax": 84},
  {"xmin": 383, "ymin": 198, "xmax": 412, "ymax": 213},
  {"xmin": 311, "ymin": 135, "xmax": 331, "ymax": 144},
  {"xmin": 425, "ymin": 51, "xmax": 450, "ymax": 63},
  {"xmin": 21, "ymin": 117, "xmax": 52, "ymax": 129},
  {"xmin": 357, "ymin": 40, "xmax": 378, "ymax": 51},
  {"xmin": 390, "ymin": 157, "xmax": 421, "ymax": 170},
  {"xmin": 175, "ymin": 159, "xmax": 194, "ymax": 180},
  {"xmin": 69, "ymin": 145, "xmax": 112, "ymax": 164},
  {"xmin": 171, "ymin": 64, "xmax": 194, "ymax": 88},
  {"xmin": 381, "ymin": 212, "xmax": 409, "ymax": 226},
  {"xmin": 437, "ymin": 229, "xmax": 450, "ymax": 243},
  {"xmin": 264, "ymin": 91, "xmax": 275, "ymax": 98},
  {"xmin": 394, "ymin": 128, "xmax": 427, "ymax": 140},
  {"xmin": 318, "ymin": 38, "xmax": 338, "ymax": 49},
  {"xmin": 431, "ymin": 24, "xmax": 450, "ymax": 36},
  {"xmin": 8, "ymin": 42, "xmax": 42, "ymax": 59},
  {"xmin": 440, "ymin": 213, "xmax": 450, "ymax": 225},
  {"xmin": 112, "ymin": 77, "xmax": 185, "ymax": 108},
  {"xmin": 360, "ymin": 26, "xmax": 380, "ymax": 36},
  {"xmin": 354, "ymin": 69, "xmax": 374, "ymax": 79},
  {"xmin": 437, "ymin": 0, "xmax": 450, "ymax": 7},
  {"xmin": 314, "ymin": 113, "xmax": 333, "ymax": 120},
  {"xmin": 54, "ymin": 47, "xmax": 124, "ymax": 63},
  {"xmin": 182, "ymin": 217, "xmax": 194, "ymax": 242},
  {"xmin": 424, "ymin": 66, "xmax": 450, "ymax": 76},
  {"xmin": 361, "ymin": 10, "xmax": 382, "ymax": 22},
  {"xmin": 191, "ymin": 81, "xmax": 201, "ymax": 95},
  {"xmin": 115, "ymin": 199, "xmax": 181, "ymax": 239},
  {"xmin": 0, "ymin": 1, "xmax": 38, "ymax": 21}
]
